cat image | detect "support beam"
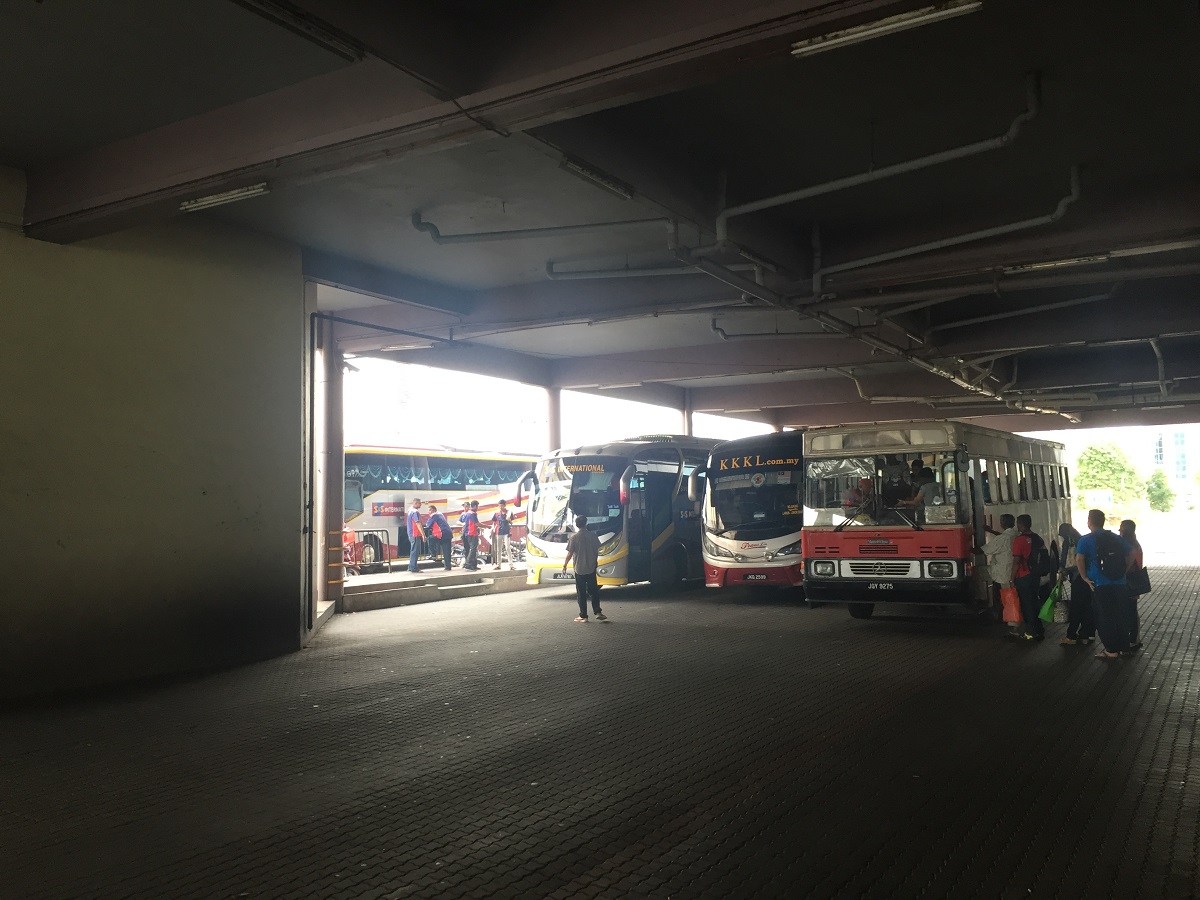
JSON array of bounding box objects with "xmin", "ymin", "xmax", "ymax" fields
[
  {"xmin": 547, "ymin": 387, "xmax": 562, "ymax": 453},
  {"xmin": 25, "ymin": 0, "xmax": 904, "ymax": 241}
]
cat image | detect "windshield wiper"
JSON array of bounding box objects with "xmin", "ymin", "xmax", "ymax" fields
[
  {"xmin": 886, "ymin": 506, "xmax": 923, "ymax": 530},
  {"xmin": 835, "ymin": 499, "xmax": 874, "ymax": 531}
]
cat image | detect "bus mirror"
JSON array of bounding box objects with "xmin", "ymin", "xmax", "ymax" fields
[
  {"xmin": 687, "ymin": 467, "xmax": 706, "ymax": 502},
  {"xmin": 955, "ymin": 447, "xmax": 969, "ymax": 472},
  {"xmin": 514, "ymin": 469, "xmax": 537, "ymax": 506},
  {"xmin": 619, "ymin": 465, "xmax": 638, "ymax": 506}
]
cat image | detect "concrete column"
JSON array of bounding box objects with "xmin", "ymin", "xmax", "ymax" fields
[
  {"xmin": 546, "ymin": 386, "xmax": 562, "ymax": 451},
  {"xmin": 681, "ymin": 389, "xmax": 694, "ymax": 436},
  {"xmin": 322, "ymin": 319, "xmax": 346, "ymax": 613}
]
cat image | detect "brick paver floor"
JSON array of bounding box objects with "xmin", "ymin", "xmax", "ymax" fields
[{"xmin": 4, "ymin": 571, "xmax": 1199, "ymax": 899}]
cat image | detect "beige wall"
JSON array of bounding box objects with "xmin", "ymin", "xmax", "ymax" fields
[{"xmin": 0, "ymin": 167, "xmax": 310, "ymax": 698}]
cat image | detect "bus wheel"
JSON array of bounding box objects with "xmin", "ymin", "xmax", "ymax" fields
[
  {"xmin": 848, "ymin": 603, "xmax": 875, "ymax": 619},
  {"xmin": 360, "ymin": 535, "xmax": 383, "ymax": 571}
]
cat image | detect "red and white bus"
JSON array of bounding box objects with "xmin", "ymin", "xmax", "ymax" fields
[
  {"xmin": 344, "ymin": 446, "xmax": 536, "ymax": 570},
  {"xmin": 690, "ymin": 432, "xmax": 805, "ymax": 591},
  {"xmin": 800, "ymin": 421, "xmax": 1069, "ymax": 619}
]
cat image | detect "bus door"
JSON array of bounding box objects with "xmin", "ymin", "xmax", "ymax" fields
[{"xmin": 626, "ymin": 473, "xmax": 651, "ymax": 583}]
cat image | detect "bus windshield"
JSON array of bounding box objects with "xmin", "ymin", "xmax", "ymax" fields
[
  {"xmin": 705, "ymin": 469, "xmax": 803, "ymax": 539},
  {"xmin": 804, "ymin": 452, "xmax": 970, "ymax": 528},
  {"xmin": 528, "ymin": 457, "xmax": 624, "ymax": 542}
]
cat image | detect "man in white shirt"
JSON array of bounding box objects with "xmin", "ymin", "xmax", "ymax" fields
[{"xmin": 982, "ymin": 513, "xmax": 1018, "ymax": 631}]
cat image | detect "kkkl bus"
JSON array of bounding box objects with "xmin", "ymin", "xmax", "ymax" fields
[
  {"xmin": 800, "ymin": 421, "xmax": 1069, "ymax": 619},
  {"xmin": 520, "ymin": 435, "xmax": 718, "ymax": 587},
  {"xmin": 344, "ymin": 446, "xmax": 536, "ymax": 570},
  {"xmin": 688, "ymin": 432, "xmax": 805, "ymax": 591}
]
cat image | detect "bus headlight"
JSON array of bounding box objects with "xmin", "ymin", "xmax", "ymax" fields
[
  {"xmin": 599, "ymin": 534, "xmax": 622, "ymax": 555},
  {"xmin": 703, "ymin": 534, "xmax": 735, "ymax": 558},
  {"xmin": 773, "ymin": 541, "xmax": 802, "ymax": 557},
  {"xmin": 526, "ymin": 542, "xmax": 547, "ymax": 558},
  {"xmin": 811, "ymin": 560, "xmax": 836, "ymax": 577},
  {"xmin": 927, "ymin": 561, "xmax": 955, "ymax": 578}
]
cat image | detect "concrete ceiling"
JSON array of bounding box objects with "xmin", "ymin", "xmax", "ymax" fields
[{"xmin": 7, "ymin": 0, "xmax": 1200, "ymax": 432}]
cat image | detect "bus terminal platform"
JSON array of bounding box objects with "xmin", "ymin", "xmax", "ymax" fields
[{"xmin": 4, "ymin": 570, "xmax": 1198, "ymax": 899}]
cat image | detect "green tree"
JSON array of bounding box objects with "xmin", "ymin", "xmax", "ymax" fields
[
  {"xmin": 1075, "ymin": 444, "xmax": 1143, "ymax": 505},
  {"xmin": 1146, "ymin": 468, "xmax": 1175, "ymax": 512}
]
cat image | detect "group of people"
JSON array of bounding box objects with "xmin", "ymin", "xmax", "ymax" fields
[
  {"xmin": 983, "ymin": 508, "xmax": 1147, "ymax": 658},
  {"xmin": 843, "ymin": 459, "xmax": 938, "ymax": 519},
  {"xmin": 405, "ymin": 497, "xmax": 519, "ymax": 574}
]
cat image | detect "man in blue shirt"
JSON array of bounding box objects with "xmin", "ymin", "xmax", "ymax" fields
[
  {"xmin": 426, "ymin": 504, "xmax": 453, "ymax": 571},
  {"xmin": 1075, "ymin": 508, "xmax": 1135, "ymax": 658},
  {"xmin": 406, "ymin": 498, "xmax": 426, "ymax": 574},
  {"xmin": 461, "ymin": 500, "xmax": 482, "ymax": 571}
]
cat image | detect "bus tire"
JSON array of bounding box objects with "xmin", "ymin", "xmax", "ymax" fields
[
  {"xmin": 361, "ymin": 535, "xmax": 383, "ymax": 572},
  {"xmin": 848, "ymin": 602, "xmax": 875, "ymax": 619}
]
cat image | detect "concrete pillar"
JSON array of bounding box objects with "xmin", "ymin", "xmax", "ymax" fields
[
  {"xmin": 322, "ymin": 318, "xmax": 346, "ymax": 613},
  {"xmin": 546, "ymin": 386, "xmax": 562, "ymax": 451},
  {"xmin": 681, "ymin": 389, "xmax": 694, "ymax": 436}
]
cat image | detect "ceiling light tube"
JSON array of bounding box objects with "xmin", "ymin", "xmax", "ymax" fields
[
  {"xmin": 180, "ymin": 182, "xmax": 270, "ymax": 213},
  {"xmin": 791, "ymin": 0, "xmax": 983, "ymax": 57}
]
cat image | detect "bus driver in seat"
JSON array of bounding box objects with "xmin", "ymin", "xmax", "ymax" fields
[{"xmin": 843, "ymin": 477, "xmax": 877, "ymax": 520}]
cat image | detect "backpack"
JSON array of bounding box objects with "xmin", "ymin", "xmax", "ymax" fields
[
  {"xmin": 1026, "ymin": 532, "xmax": 1055, "ymax": 578},
  {"xmin": 1096, "ymin": 531, "xmax": 1126, "ymax": 580}
]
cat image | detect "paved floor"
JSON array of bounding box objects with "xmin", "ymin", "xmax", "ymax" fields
[{"xmin": 4, "ymin": 571, "xmax": 1199, "ymax": 899}]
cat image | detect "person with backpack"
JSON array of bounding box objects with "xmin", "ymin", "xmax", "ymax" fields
[
  {"xmin": 1057, "ymin": 522, "xmax": 1095, "ymax": 646},
  {"xmin": 1075, "ymin": 508, "xmax": 1135, "ymax": 659},
  {"xmin": 1010, "ymin": 514, "xmax": 1053, "ymax": 641},
  {"xmin": 1120, "ymin": 519, "xmax": 1145, "ymax": 650},
  {"xmin": 426, "ymin": 504, "xmax": 453, "ymax": 571}
]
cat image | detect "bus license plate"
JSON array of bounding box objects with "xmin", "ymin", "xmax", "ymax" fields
[
  {"xmin": 552, "ymin": 572, "xmax": 574, "ymax": 580},
  {"xmin": 867, "ymin": 582, "xmax": 894, "ymax": 590},
  {"xmin": 744, "ymin": 574, "xmax": 768, "ymax": 581}
]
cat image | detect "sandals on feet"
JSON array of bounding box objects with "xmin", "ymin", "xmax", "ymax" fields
[
  {"xmin": 1095, "ymin": 650, "xmax": 1120, "ymax": 659},
  {"xmin": 574, "ymin": 616, "xmax": 588, "ymax": 623}
]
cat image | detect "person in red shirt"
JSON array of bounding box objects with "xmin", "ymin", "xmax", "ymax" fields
[{"xmin": 1010, "ymin": 514, "xmax": 1044, "ymax": 641}]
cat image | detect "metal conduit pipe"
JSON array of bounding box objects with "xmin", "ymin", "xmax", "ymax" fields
[
  {"xmin": 713, "ymin": 75, "xmax": 1040, "ymax": 243},
  {"xmin": 711, "ymin": 318, "xmax": 848, "ymax": 341},
  {"xmin": 684, "ymin": 255, "xmax": 1080, "ymax": 423},
  {"xmin": 1150, "ymin": 338, "xmax": 1168, "ymax": 399},
  {"xmin": 545, "ymin": 260, "xmax": 756, "ymax": 280},
  {"xmin": 811, "ymin": 261, "xmax": 1200, "ymax": 314},
  {"xmin": 412, "ymin": 211, "xmax": 669, "ymax": 244},
  {"xmin": 923, "ymin": 285, "xmax": 1120, "ymax": 335},
  {"xmin": 814, "ymin": 166, "xmax": 1081, "ymax": 294}
]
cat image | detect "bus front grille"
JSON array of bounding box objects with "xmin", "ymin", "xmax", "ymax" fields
[{"xmin": 845, "ymin": 560, "xmax": 918, "ymax": 577}]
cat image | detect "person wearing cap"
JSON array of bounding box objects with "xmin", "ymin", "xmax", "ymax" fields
[
  {"xmin": 490, "ymin": 498, "xmax": 515, "ymax": 571},
  {"xmin": 426, "ymin": 504, "xmax": 453, "ymax": 571},
  {"xmin": 406, "ymin": 497, "xmax": 426, "ymax": 574},
  {"xmin": 461, "ymin": 500, "xmax": 482, "ymax": 571}
]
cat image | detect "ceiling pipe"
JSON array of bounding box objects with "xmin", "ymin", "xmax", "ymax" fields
[
  {"xmin": 412, "ymin": 211, "xmax": 668, "ymax": 244},
  {"xmin": 545, "ymin": 260, "xmax": 755, "ymax": 280},
  {"xmin": 711, "ymin": 75, "xmax": 1040, "ymax": 244},
  {"xmin": 805, "ymin": 260, "xmax": 1200, "ymax": 313},
  {"xmin": 711, "ymin": 318, "xmax": 847, "ymax": 341},
  {"xmin": 1149, "ymin": 338, "xmax": 1168, "ymax": 399},
  {"xmin": 922, "ymin": 285, "xmax": 1121, "ymax": 335},
  {"xmin": 682, "ymin": 255, "xmax": 1081, "ymax": 423},
  {"xmin": 813, "ymin": 166, "xmax": 1081, "ymax": 294}
]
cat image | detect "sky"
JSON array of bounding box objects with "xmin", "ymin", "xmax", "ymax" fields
[{"xmin": 342, "ymin": 357, "xmax": 772, "ymax": 454}]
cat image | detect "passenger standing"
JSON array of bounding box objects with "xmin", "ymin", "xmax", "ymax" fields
[
  {"xmin": 426, "ymin": 504, "xmax": 453, "ymax": 571},
  {"xmin": 983, "ymin": 513, "xmax": 1019, "ymax": 634},
  {"xmin": 1120, "ymin": 519, "xmax": 1145, "ymax": 650},
  {"xmin": 462, "ymin": 500, "xmax": 482, "ymax": 571},
  {"xmin": 1010, "ymin": 514, "xmax": 1046, "ymax": 641},
  {"xmin": 490, "ymin": 498, "xmax": 515, "ymax": 570},
  {"xmin": 563, "ymin": 515, "xmax": 604, "ymax": 622},
  {"xmin": 1075, "ymin": 509, "xmax": 1135, "ymax": 659},
  {"xmin": 1057, "ymin": 522, "xmax": 1095, "ymax": 645},
  {"xmin": 406, "ymin": 498, "xmax": 426, "ymax": 574},
  {"xmin": 456, "ymin": 501, "xmax": 471, "ymax": 566}
]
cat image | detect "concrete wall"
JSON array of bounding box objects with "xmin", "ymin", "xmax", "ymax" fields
[{"xmin": 0, "ymin": 166, "xmax": 310, "ymax": 698}]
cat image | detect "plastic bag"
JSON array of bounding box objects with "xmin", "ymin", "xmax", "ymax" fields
[
  {"xmin": 1039, "ymin": 580, "xmax": 1062, "ymax": 623},
  {"xmin": 1000, "ymin": 586, "xmax": 1022, "ymax": 624}
]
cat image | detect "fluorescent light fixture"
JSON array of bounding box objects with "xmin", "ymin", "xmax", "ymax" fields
[
  {"xmin": 560, "ymin": 158, "xmax": 635, "ymax": 200},
  {"xmin": 179, "ymin": 182, "xmax": 270, "ymax": 213},
  {"xmin": 791, "ymin": 0, "xmax": 983, "ymax": 58}
]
